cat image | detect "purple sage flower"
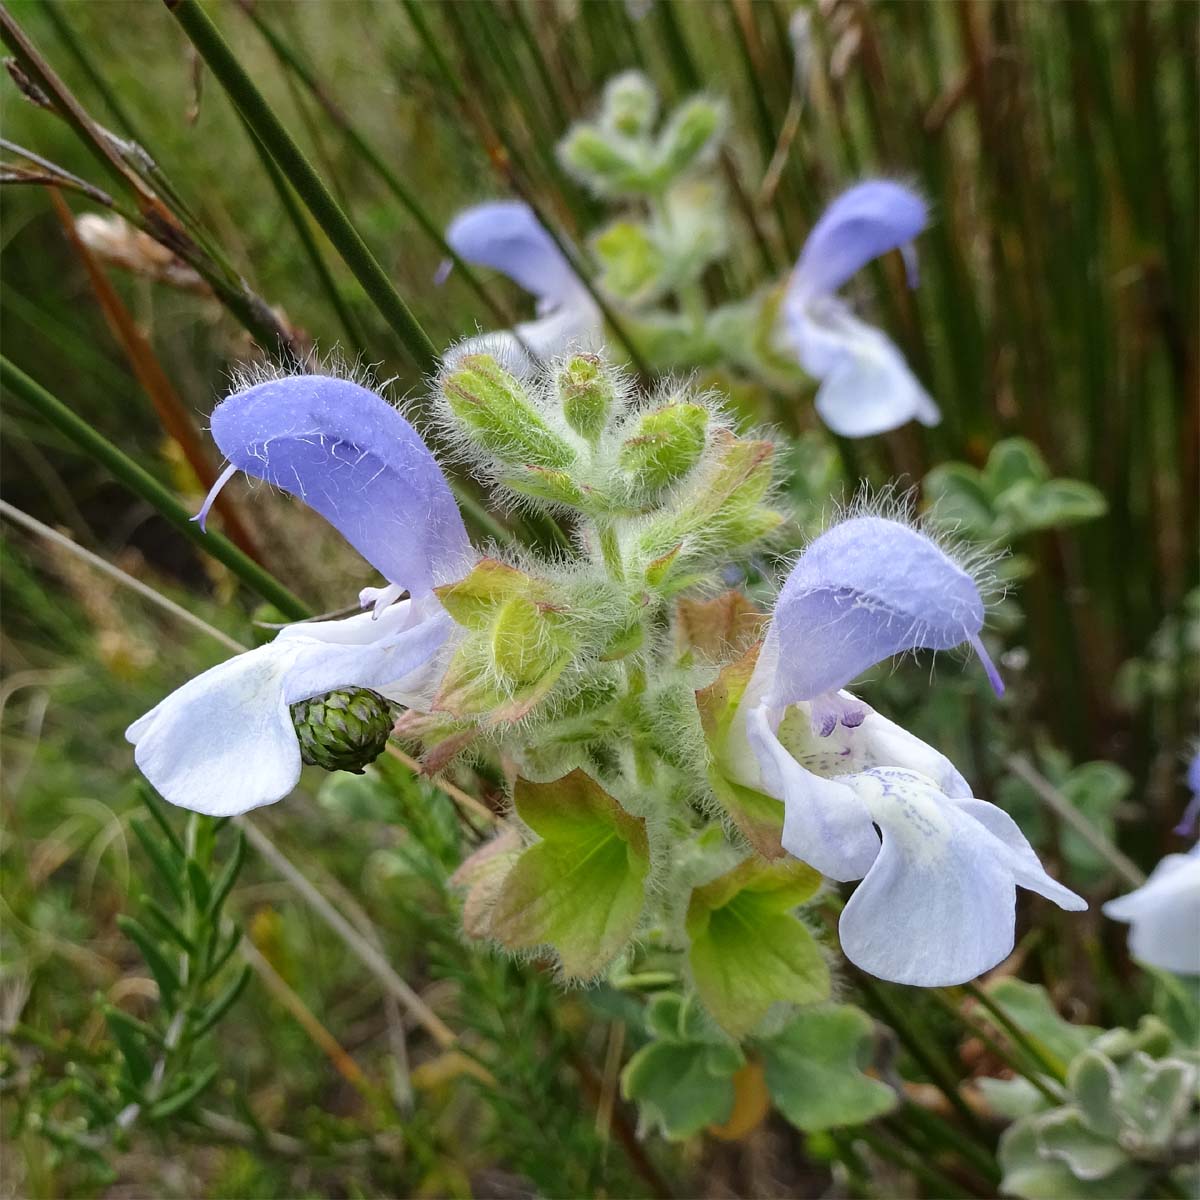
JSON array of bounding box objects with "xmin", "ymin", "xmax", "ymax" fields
[
  {"xmin": 127, "ymin": 374, "xmax": 474, "ymax": 816},
  {"xmin": 727, "ymin": 514, "xmax": 1084, "ymax": 986},
  {"xmin": 783, "ymin": 181, "xmax": 940, "ymax": 438},
  {"xmin": 444, "ymin": 200, "xmax": 602, "ymax": 371}
]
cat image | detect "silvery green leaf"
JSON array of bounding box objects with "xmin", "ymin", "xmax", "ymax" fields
[
  {"xmin": 999, "ymin": 1118, "xmax": 1149, "ymax": 1200},
  {"xmin": 1069, "ymin": 1051, "xmax": 1121, "ymax": 1137},
  {"xmin": 1035, "ymin": 1108, "xmax": 1131, "ymax": 1181}
]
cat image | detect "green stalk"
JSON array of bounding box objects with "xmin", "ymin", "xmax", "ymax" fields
[
  {"xmin": 929, "ymin": 988, "xmax": 1063, "ymax": 1107},
  {"xmin": 235, "ymin": 0, "xmax": 516, "ymax": 331},
  {"xmin": 855, "ymin": 972, "xmax": 989, "ymax": 1142},
  {"xmin": 234, "ymin": 110, "xmax": 366, "ymax": 356},
  {"xmin": 961, "ymin": 981, "xmax": 1068, "ymax": 1085},
  {"xmin": 164, "ymin": 0, "xmax": 436, "ymax": 373},
  {"xmin": 0, "ymin": 357, "xmax": 309, "ymax": 620}
]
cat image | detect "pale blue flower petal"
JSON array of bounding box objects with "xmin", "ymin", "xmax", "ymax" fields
[
  {"xmin": 784, "ymin": 180, "xmax": 934, "ymax": 438},
  {"xmin": 1103, "ymin": 846, "xmax": 1200, "ymax": 975},
  {"xmin": 789, "ymin": 298, "xmax": 940, "ymax": 437},
  {"xmin": 838, "ymin": 768, "xmax": 1067, "ymax": 985},
  {"xmin": 767, "ymin": 515, "xmax": 999, "ymax": 711},
  {"xmin": 126, "ymin": 600, "xmax": 452, "ymax": 815},
  {"xmin": 201, "ymin": 375, "xmax": 472, "ymax": 595},
  {"xmin": 792, "ymin": 180, "xmax": 927, "ymax": 301},
  {"xmin": 446, "ymin": 200, "xmax": 579, "ymax": 307},
  {"xmin": 745, "ymin": 702, "xmax": 880, "ymax": 881}
]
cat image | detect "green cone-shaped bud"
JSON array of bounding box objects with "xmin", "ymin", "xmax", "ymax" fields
[
  {"xmin": 443, "ymin": 354, "xmax": 575, "ymax": 470},
  {"xmin": 557, "ymin": 354, "xmax": 615, "ymax": 445},
  {"xmin": 602, "ymin": 70, "xmax": 659, "ymax": 137},
  {"xmin": 290, "ymin": 688, "xmax": 396, "ymax": 774},
  {"xmin": 619, "ymin": 403, "xmax": 708, "ymax": 491},
  {"xmin": 654, "ymin": 97, "xmax": 724, "ymax": 183}
]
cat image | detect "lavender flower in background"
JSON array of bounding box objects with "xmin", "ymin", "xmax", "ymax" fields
[
  {"xmin": 443, "ymin": 200, "xmax": 602, "ymax": 372},
  {"xmin": 783, "ymin": 181, "xmax": 940, "ymax": 438},
  {"xmin": 1103, "ymin": 845, "xmax": 1200, "ymax": 975},
  {"xmin": 127, "ymin": 374, "xmax": 474, "ymax": 816},
  {"xmin": 1175, "ymin": 750, "xmax": 1200, "ymax": 837},
  {"xmin": 730, "ymin": 513, "xmax": 1084, "ymax": 985}
]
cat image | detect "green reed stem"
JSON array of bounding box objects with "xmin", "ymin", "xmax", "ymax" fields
[
  {"xmin": 0, "ymin": 357, "xmax": 310, "ymax": 620},
  {"xmin": 855, "ymin": 972, "xmax": 989, "ymax": 1142},
  {"xmin": 234, "ymin": 111, "xmax": 366, "ymax": 356},
  {"xmin": 853, "ymin": 1123, "xmax": 976, "ymax": 1199},
  {"xmin": 234, "ymin": 1, "xmax": 516, "ymax": 333},
  {"xmin": 960, "ymin": 981, "xmax": 1069, "ymax": 1085},
  {"xmin": 929, "ymin": 988, "xmax": 1063, "ymax": 1106},
  {"xmin": 165, "ymin": 0, "xmax": 436, "ymax": 373}
]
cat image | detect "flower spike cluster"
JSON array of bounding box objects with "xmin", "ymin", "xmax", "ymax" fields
[{"xmin": 128, "ymin": 352, "xmax": 1085, "ymax": 1016}]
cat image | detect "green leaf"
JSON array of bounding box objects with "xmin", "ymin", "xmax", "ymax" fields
[
  {"xmin": 759, "ymin": 1006, "xmax": 896, "ymax": 1131},
  {"xmin": 206, "ymin": 830, "xmax": 246, "ymax": 920},
  {"xmin": 986, "ymin": 438, "xmax": 1051, "ymax": 493},
  {"xmin": 1027, "ymin": 480, "xmax": 1108, "ymax": 530},
  {"xmin": 999, "ymin": 1118, "xmax": 1149, "ymax": 1200},
  {"xmin": 1069, "ymin": 1051, "xmax": 1120, "ymax": 1137},
  {"xmin": 490, "ymin": 771, "xmax": 650, "ymax": 979},
  {"xmin": 129, "ymin": 819, "xmax": 185, "ymax": 906},
  {"xmin": 997, "ymin": 477, "xmax": 1108, "ymax": 534},
  {"xmin": 148, "ymin": 1062, "xmax": 220, "ymax": 1121},
  {"xmin": 193, "ymin": 963, "xmax": 252, "ymax": 1038},
  {"xmin": 105, "ymin": 1007, "xmax": 154, "ymax": 1089},
  {"xmin": 1035, "ymin": 1108, "xmax": 1130, "ymax": 1181},
  {"xmin": 923, "ymin": 462, "xmax": 996, "ymax": 539},
  {"xmin": 686, "ymin": 858, "xmax": 828, "ymax": 1036},
  {"xmin": 695, "ymin": 646, "xmax": 786, "ymax": 859},
  {"xmin": 1058, "ymin": 762, "xmax": 1130, "ymax": 879},
  {"xmin": 621, "ymin": 1039, "xmax": 740, "ymax": 1139},
  {"xmin": 986, "ymin": 979, "xmax": 1102, "ymax": 1064},
  {"xmin": 117, "ymin": 915, "xmax": 180, "ymax": 1007}
]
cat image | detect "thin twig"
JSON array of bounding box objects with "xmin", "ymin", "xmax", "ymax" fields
[
  {"xmin": 0, "ymin": 500, "xmax": 246, "ymax": 653},
  {"xmin": 1007, "ymin": 753, "xmax": 1146, "ymax": 887},
  {"xmin": 236, "ymin": 818, "xmax": 458, "ymax": 1050}
]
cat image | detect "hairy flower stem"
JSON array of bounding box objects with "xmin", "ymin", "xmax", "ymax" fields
[
  {"xmin": 0, "ymin": 357, "xmax": 310, "ymax": 620},
  {"xmin": 165, "ymin": 0, "xmax": 437, "ymax": 374}
]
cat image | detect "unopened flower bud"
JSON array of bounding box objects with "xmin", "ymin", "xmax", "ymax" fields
[
  {"xmin": 443, "ymin": 354, "xmax": 575, "ymax": 470},
  {"xmin": 602, "ymin": 70, "xmax": 659, "ymax": 137},
  {"xmin": 619, "ymin": 402, "xmax": 708, "ymax": 491},
  {"xmin": 559, "ymin": 126, "xmax": 645, "ymax": 195},
  {"xmin": 290, "ymin": 688, "xmax": 396, "ymax": 774},
  {"xmin": 557, "ymin": 354, "xmax": 614, "ymax": 445},
  {"xmin": 654, "ymin": 97, "xmax": 725, "ymax": 182}
]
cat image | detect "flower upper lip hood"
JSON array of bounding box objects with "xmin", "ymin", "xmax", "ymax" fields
[
  {"xmin": 129, "ymin": 373, "xmax": 475, "ymax": 816},
  {"xmin": 1103, "ymin": 844, "xmax": 1200, "ymax": 976},
  {"xmin": 763, "ymin": 513, "xmax": 1003, "ymax": 720},
  {"xmin": 444, "ymin": 200, "xmax": 603, "ymax": 370},
  {"xmin": 733, "ymin": 513, "xmax": 1084, "ymax": 986},
  {"xmin": 783, "ymin": 180, "xmax": 940, "ymax": 439},
  {"xmin": 199, "ymin": 374, "xmax": 473, "ymax": 596}
]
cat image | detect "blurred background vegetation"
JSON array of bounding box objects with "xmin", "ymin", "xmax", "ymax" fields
[{"xmin": 1, "ymin": 1, "xmax": 1196, "ymax": 1197}]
